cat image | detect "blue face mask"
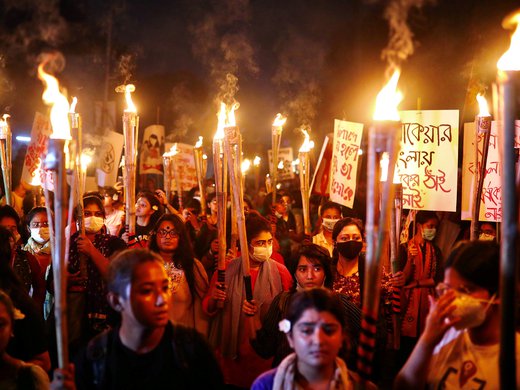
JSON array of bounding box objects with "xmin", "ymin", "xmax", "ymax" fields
[{"xmin": 422, "ymin": 227, "xmax": 436, "ymax": 241}]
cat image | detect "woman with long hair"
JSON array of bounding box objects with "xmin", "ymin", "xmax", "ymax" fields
[
  {"xmin": 121, "ymin": 191, "xmax": 163, "ymax": 247},
  {"xmin": 252, "ymin": 288, "xmax": 375, "ymax": 389},
  {"xmin": 148, "ymin": 214, "xmax": 209, "ymax": 336},
  {"xmin": 249, "ymin": 243, "xmax": 361, "ymax": 368}
]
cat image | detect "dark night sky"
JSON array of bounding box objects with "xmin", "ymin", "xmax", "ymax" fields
[{"xmin": 0, "ymin": 0, "xmax": 518, "ymax": 159}]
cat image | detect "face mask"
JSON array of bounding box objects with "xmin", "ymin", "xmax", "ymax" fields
[
  {"xmin": 452, "ymin": 293, "xmax": 495, "ymax": 330},
  {"xmin": 84, "ymin": 216, "xmax": 104, "ymax": 234},
  {"xmin": 251, "ymin": 245, "xmax": 273, "ymax": 263},
  {"xmin": 274, "ymin": 211, "xmax": 283, "ymax": 219},
  {"xmin": 422, "ymin": 227, "xmax": 436, "ymax": 241},
  {"xmin": 336, "ymin": 241, "xmax": 363, "ymax": 259},
  {"xmin": 322, "ymin": 218, "xmax": 339, "ymax": 232},
  {"xmin": 479, "ymin": 233, "xmax": 495, "ymax": 242},
  {"xmin": 30, "ymin": 227, "xmax": 50, "ymax": 244}
]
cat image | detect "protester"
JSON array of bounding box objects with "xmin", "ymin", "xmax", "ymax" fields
[
  {"xmin": 249, "ymin": 243, "xmax": 361, "ymax": 368},
  {"xmin": 478, "ymin": 221, "xmax": 497, "ymax": 242},
  {"xmin": 204, "ymin": 214, "xmax": 292, "ymax": 388},
  {"xmin": 394, "ymin": 241, "xmax": 514, "ymax": 389},
  {"xmin": 251, "ymin": 288, "xmax": 375, "ymax": 389},
  {"xmin": 398, "ymin": 210, "xmax": 443, "ymax": 363},
  {"xmin": 22, "ymin": 206, "xmax": 52, "ymax": 317},
  {"xmin": 65, "ymin": 195, "xmax": 126, "ymax": 353},
  {"xmin": 101, "ymin": 186, "xmax": 124, "ymax": 236},
  {"xmin": 312, "ymin": 200, "xmax": 342, "ymax": 256},
  {"xmin": 122, "ymin": 191, "xmax": 163, "ymax": 247},
  {"xmin": 0, "ymin": 226, "xmax": 50, "ymax": 372},
  {"xmin": 0, "ymin": 289, "xmax": 49, "ymax": 389},
  {"xmin": 148, "ymin": 214, "xmax": 210, "ymax": 336},
  {"xmin": 0, "ymin": 205, "xmax": 41, "ymax": 305},
  {"xmin": 73, "ymin": 248, "xmax": 224, "ymax": 389}
]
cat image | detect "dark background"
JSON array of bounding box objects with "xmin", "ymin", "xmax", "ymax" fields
[{"xmin": 0, "ymin": 0, "xmax": 518, "ymax": 161}]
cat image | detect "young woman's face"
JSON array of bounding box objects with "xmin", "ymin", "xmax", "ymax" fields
[
  {"xmin": 287, "ymin": 308, "xmax": 343, "ymax": 370},
  {"xmin": 29, "ymin": 212, "xmax": 49, "ymax": 229},
  {"xmin": 0, "ymin": 302, "xmax": 12, "ymax": 353},
  {"xmin": 209, "ymin": 198, "xmax": 218, "ymax": 214},
  {"xmin": 295, "ymin": 256, "xmax": 325, "ymax": 289},
  {"xmin": 135, "ymin": 197, "xmax": 154, "ymax": 218},
  {"xmin": 156, "ymin": 221, "xmax": 179, "ymax": 252},
  {"xmin": 84, "ymin": 202, "xmax": 104, "ymax": 218},
  {"xmin": 119, "ymin": 261, "xmax": 170, "ymax": 329},
  {"xmin": 335, "ymin": 224, "xmax": 362, "ymax": 243}
]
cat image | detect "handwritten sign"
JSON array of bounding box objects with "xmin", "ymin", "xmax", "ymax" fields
[
  {"xmin": 164, "ymin": 142, "xmax": 198, "ymax": 192},
  {"xmin": 268, "ymin": 147, "xmax": 294, "ymax": 181},
  {"xmin": 398, "ymin": 110, "xmax": 459, "ymax": 212},
  {"xmin": 21, "ymin": 113, "xmax": 52, "ymax": 186},
  {"xmin": 140, "ymin": 125, "xmax": 165, "ymax": 175},
  {"xmin": 311, "ymin": 133, "xmax": 333, "ymax": 196},
  {"xmin": 461, "ymin": 120, "xmax": 520, "ymax": 222},
  {"xmin": 329, "ymin": 120, "xmax": 363, "ymax": 209}
]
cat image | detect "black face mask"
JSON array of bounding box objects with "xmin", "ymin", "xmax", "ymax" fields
[{"xmin": 336, "ymin": 241, "xmax": 363, "ymax": 259}]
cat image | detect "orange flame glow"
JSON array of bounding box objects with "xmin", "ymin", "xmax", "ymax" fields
[
  {"xmin": 241, "ymin": 158, "xmax": 251, "ymax": 174},
  {"xmin": 253, "ymin": 155, "xmax": 261, "ymax": 167},
  {"xmin": 272, "ymin": 113, "xmax": 287, "ymax": 127},
  {"xmin": 299, "ymin": 129, "xmax": 315, "ymax": 153},
  {"xmin": 124, "ymin": 84, "xmax": 137, "ymax": 113},
  {"xmin": 373, "ymin": 69, "xmax": 403, "ymax": 121},
  {"xmin": 37, "ymin": 63, "xmax": 71, "ymax": 140},
  {"xmin": 497, "ymin": 12, "xmax": 520, "ymax": 71},
  {"xmin": 215, "ymin": 102, "xmax": 239, "ymax": 140},
  {"xmin": 195, "ymin": 136, "xmax": 203, "ymax": 148},
  {"xmin": 476, "ymin": 94, "xmax": 491, "ymax": 117}
]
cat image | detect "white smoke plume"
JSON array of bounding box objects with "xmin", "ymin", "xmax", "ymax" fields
[
  {"xmin": 378, "ymin": 0, "xmax": 436, "ymax": 71},
  {"xmin": 117, "ymin": 53, "xmax": 137, "ymax": 85},
  {"xmin": 272, "ymin": 29, "xmax": 324, "ymax": 132},
  {"xmin": 189, "ymin": 0, "xmax": 258, "ymax": 105}
]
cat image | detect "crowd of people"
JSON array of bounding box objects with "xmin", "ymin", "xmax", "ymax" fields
[{"xmin": 0, "ymin": 176, "xmax": 510, "ymax": 389}]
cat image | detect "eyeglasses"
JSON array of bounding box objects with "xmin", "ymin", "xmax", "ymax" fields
[
  {"xmin": 157, "ymin": 229, "xmax": 179, "ymax": 239},
  {"xmin": 30, "ymin": 221, "xmax": 49, "ymax": 228}
]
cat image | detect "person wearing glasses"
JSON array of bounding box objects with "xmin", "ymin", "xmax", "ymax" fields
[
  {"xmin": 395, "ymin": 241, "xmax": 508, "ymax": 389},
  {"xmin": 63, "ymin": 195, "xmax": 127, "ymax": 356},
  {"xmin": 148, "ymin": 214, "xmax": 209, "ymax": 336},
  {"xmin": 204, "ymin": 214, "xmax": 293, "ymax": 389}
]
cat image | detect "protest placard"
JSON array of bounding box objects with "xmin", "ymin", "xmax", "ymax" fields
[
  {"xmin": 329, "ymin": 120, "xmax": 363, "ymax": 209},
  {"xmin": 164, "ymin": 142, "xmax": 198, "ymax": 192},
  {"xmin": 96, "ymin": 130, "xmax": 124, "ymax": 187},
  {"xmin": 268, "ymin": 147, "xmax": 294, "ymax": 181},
  {"xmin": 398, "ymin": 110, "xmax": 459, "ymax": 212},
  {"xmin": 21, "ymin": 113, "xmax": 52, "ymax": 186},
  {"xmin": 311, "ymin": 133, "xmax": 333, "ymax": 196},
  {"xmin": 461, "ymin": 120, "xmax": 520, "ymax": 222}
]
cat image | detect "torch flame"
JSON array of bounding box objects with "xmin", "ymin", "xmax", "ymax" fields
[
  {"xmin": 299, "ymin": 129, "xmax": 315, "ymax": 153},
  {"xmin": 163, "ymin": 144, "xmax": 178, "ymax": 158},
  {"xmin": 37, "ymin": 62, "xmax": 71, "ymax": 140},
  {"xmin": 277, "ymin": 160, "xmax": 284, "ymax": 169},
  {"xmin": 69, "ymin": 97, "xmax": 78, "ymax": 114},
  {"xmin": 80, "ymin": 150, "xmax": 93, "ymax": 172},
  {"xmin": 195, "ymin": 136, "xmax": 203, "ymax": 148},
  {"xmin": 272, "ymin": 113, "xmax": 287, "ymax": 127},
  {"xmin": 253, "ymin": 155, "xmax": 261, "ymax": 167},
  {"xmin": 241, "ymin": 158, "xmax": 251, "ymax": 174},
  {"xmin": 124, "ymin": 84, "xmax": 137, "ymax": 113},
  {"xmin": 497, "ymin": 12, "xmax": 520, "ymax": 71},
  {"xmin": 373, "ymin": 69, "xmax": 403, "ymax": 121},
  {"xmin": 215, "ymin": 102, "xmax": 239, "ymax": 140},
  {"xmin": 476, "ymin": 93, "xmax": 491, "ymax": 117}
]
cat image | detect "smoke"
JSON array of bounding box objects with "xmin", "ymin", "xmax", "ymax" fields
[
  {"xmin": 166, "ymin": 81, "xmax": 198, "ymax": 141},
  {"xmin": 1, "ymin": 0, "xmax": 68, "ymax": 58},
  {"xmin": 379, "ymin": 0, "xmax": 436, "ymax": 71},
  {"xmin": 272, "ymin": 29, "xmax": 325, "ymax": 132},
  {"xmin": 189, "ymin": 0, "xmax": 258, "ymax": 106},
  {"xmin": 117, "ymin": 53, "xmax": 137, "ymax": 85}
]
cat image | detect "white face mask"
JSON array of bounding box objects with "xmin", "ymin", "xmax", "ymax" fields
[
  {"xmin": 30, "ymin": 227, "xmax": 50, "ymax": 244},
  {"xmin": 84, "ymin": 216, "xmax": 104, "ymax": 234},
  {"xmin": 322, "ymin": 218, "xmax": 339, "ymax": 232},
  {"xmin": 251, "ymin": 245, "xmax": 273, "ymax": 263},
  {"xmin": 452, "ymin": 293, "xmax": 495, "ymax": 330}
]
